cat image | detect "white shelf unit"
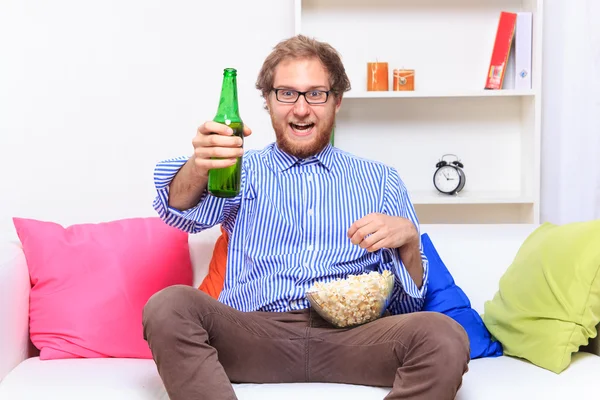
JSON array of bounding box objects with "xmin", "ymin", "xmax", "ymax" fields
[
  {"xmin": 344, "ymin": 89, "xmax": 535, "ymax": 99},
  {"xmin": 295, "ymin": 0, "xmax": 543, "ymax": 224}
]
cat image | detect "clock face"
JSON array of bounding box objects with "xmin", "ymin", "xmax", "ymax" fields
[{"xmin": 434, "ymin": 165, "xmax": 461, "ymax": 194}]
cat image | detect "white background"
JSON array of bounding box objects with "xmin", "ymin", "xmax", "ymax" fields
[
  {"xmin": 0, "ymin": 0, "xmax": 598, "ymax": 236},
  {"xmin": 540, "ymin": 0, "xmax": 600, "ymax": 224}
]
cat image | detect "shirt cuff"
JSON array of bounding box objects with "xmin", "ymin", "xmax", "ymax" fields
[
  {"xmin": 151, "ymin": 156, "xmax": 224, "ymax": 233},
  {"xmin": 154, "ymin": 156, "xmax": 188, "ymax": 190},
  {"xmin": 381, "ymin": 247, "xmax": 429, "ymax": 299}
]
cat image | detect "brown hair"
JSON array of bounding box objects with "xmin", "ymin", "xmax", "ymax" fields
[{"xmin": 255, "ymin": 35, "xmax": 351, "ymax": 101}]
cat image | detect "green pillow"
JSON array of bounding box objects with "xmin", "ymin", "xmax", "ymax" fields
[{"xmin": 483, "ymin": 220, "xmax": 600, "ymax": 373}]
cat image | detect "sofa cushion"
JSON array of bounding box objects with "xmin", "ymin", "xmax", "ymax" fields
[
  {"xmin": 1, "ymin": 353, "xmax": 599, "ymax": 400},
  {"xmin": 12, "ymin": 217, "xmax": 193, "ymax": 360},
  {"xmin": 0, "ymin": 357, "xmax": 389, "ymax": 400},
  {"xmin": 198, "ymin": 226, "xmax": 228, "ymax": 299},
  {"xmin": 483, "ymin": 220, "xmax": 600, "ymax": 373},
  {"xmin": 422, "ymin": 233, "xmax": 502, "ymax": 359},
  {"xmin": 455, "ymin": 352, "xmax": 600, "ymax": 399}
]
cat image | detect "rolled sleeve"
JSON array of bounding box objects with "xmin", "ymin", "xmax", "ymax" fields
[
  {"xmin": 152, "ymin": 156, "xmax": 229, "ymax": 234},
  {"xmin": 381, "ymin": 248, "xmax": 429, "ymax": 314},
  {"xmin": 380, "ymin": 167, "xmax": 429, "ymax": 314}
]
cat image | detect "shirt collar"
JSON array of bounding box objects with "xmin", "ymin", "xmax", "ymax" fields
[{"xmin": 270, "ymin": 143, "xmax": 335, "ymax": 173}]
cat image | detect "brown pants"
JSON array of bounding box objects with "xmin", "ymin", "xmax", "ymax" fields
[{"xmin": 142, "ymin": 285, "xmax": 470, "ymax": 400}]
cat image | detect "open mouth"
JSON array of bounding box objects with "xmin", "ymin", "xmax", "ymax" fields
[{"xmin": 289, "ymin": 122, "xmax": 315, "ymax": 136}]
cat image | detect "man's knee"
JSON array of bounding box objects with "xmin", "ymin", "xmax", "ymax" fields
[
  {"xmin": 413, "ymin": 312, "xmax": 470, "ymax": 363},
  {"xmin": 142, "ymin": 285, "xmax": 207, "ymax": 334},
  {"xmin": 394, "ymin": 312, "xmax": 470, "ymax": 362}
]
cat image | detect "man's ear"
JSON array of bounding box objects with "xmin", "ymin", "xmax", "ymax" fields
[
  {"xmin": 264, "ymin": 94, "xmax": 273, "ymax": 112},
  {"xmin": 334, "ymin": 95, "xmax": 343, "ymax": 114}
]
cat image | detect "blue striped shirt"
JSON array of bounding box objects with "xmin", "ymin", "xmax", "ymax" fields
[{"xmin": 153, "ymin": 143, "xmax": 429, "ymax": 315}]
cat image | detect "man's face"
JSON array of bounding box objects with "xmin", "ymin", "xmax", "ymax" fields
[{"xmin": 266, "ymin": 57, "xmax": 342, "ymax": 159}]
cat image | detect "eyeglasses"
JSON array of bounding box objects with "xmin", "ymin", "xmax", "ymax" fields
[{"xmin": 273, "ymin": 88, "xmax": 331, "ymax": 104}]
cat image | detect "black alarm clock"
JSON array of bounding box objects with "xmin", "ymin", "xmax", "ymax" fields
[{"xmin": 433, "ymin": 154, "xmax": 466, "ymax": 195}]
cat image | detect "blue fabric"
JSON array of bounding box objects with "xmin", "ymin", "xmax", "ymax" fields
[{"xmin": 421, "ymin": 233, "xmax": 503, "ymax": 359}]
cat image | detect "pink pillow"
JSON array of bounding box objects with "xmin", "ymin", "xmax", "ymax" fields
[{"xmin": 13, "ymin": 217, "xmax": 193, "ymax": 360}]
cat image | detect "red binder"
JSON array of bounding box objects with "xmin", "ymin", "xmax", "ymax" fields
[{"xmin": 485, "ymin": 11, "xmax": 517, "ymax": 90}]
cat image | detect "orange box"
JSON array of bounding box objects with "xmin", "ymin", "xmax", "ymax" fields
[
  {"xmin": 367, "ymin": 62, "xmax": 389, "ymax": 91},
  {"xmin": 393, "ymin": 69, "xmax": 415, "ymax": 91}
]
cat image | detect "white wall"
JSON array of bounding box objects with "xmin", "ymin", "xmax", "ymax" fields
[
  {"xmin": 1, "ymin": 0, "xmax": 599, "ymax": 238},
  {"xmin": 0, "ymin": 0, "xmax": 294, "ymax": 236},
  {"xmin": 540, "ymin": 0, "xmax": 600, "ymax": 224}
]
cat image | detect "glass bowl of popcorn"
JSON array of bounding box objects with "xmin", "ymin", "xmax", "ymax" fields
[{"xmin": 305, "ymin": 270, "xmax": 395, "ymax": 328}]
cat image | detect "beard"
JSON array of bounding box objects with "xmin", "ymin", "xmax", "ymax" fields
[{"xmin": 270, "ymin": 113, "xmax": 335, "ymax": 159}]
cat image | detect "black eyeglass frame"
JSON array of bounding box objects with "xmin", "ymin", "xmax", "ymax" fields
[{"xmin": 272, "ymin": 88, "xmax": 331, "ymax": 104}]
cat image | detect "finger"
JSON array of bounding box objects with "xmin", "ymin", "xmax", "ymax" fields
[
  {"xmin": 349, "ymin": 220, "xmax": 378, "ymax": 246},
  {"xmin": 198, "ymin": 121, "xmax": 236, "ymax": 136},
  {"xmin": 194, "ymin": 133, "xmax": 243, "ymax": 149},
  {"xmin": 347, "ymin": 214, "xmax": 375, "ymax": 238},
  {"xmin": 195, "ymin": 157, "xmax": 237, "ymax": 171},
  {"xmin": 243, "ymin": 124, "xmax": 252, "ymax": 137},
  {"xmin": 362, "ymin": 231, "xmax": 388, "ymax": 252},
  {"xmin": 196, "ymin": 146, "xmax": 244, "ymax": 160}
]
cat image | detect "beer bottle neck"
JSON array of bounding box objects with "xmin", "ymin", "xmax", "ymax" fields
[{"xmin": 214, "ymin": 69, "xmax": 241, "ymax": 124}]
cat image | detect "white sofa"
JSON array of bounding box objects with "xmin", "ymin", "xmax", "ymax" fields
[{"xmin": 1, "ymin": 223, "xmax": 599, "ymax": 400}]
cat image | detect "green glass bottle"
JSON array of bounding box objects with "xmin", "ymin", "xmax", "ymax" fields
[{"xmin": 208, "ymin": 68, "xmax": 244, "ymax": 198}]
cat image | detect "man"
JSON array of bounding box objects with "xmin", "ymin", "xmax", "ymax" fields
[{"xmin": 143, "ymin": 35, "xmax": 470, "ymax": 400}]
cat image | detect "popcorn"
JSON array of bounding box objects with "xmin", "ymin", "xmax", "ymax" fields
[{"xmin": 306, "ymin": 270, "xmax": 394, "ymax": 328}]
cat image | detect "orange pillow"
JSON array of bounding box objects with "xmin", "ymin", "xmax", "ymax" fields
[{"xmin": 198, "ymin": 226, "xmax": 228, "ymax": 299}]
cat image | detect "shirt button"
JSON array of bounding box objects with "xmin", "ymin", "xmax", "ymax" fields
[
  {"xmin": 308, "ymin": 209, "xmax": 314, "ymax": 217},
  {"xmin": 307, "ymin": 175, "xmax": 313, "ymax": 182},
  {"xmin": 303, "ymin": 262, "xmax": 309, "ymax": 268},
  {"xmin": 307, "ymin": 244, "xmax": 314, "ymax": 251}
]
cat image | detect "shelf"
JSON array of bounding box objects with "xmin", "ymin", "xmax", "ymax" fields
[
  {"xmin": 343, "ymin": 89, "xmax": 535, "ymax": 99},
  {"xmin": 411, "ymin": 191, "xmax": 534, "ymax": 205},
  {"xmin": 296, "ymin": 0, "xmax": 542, "ymax": 224}
]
